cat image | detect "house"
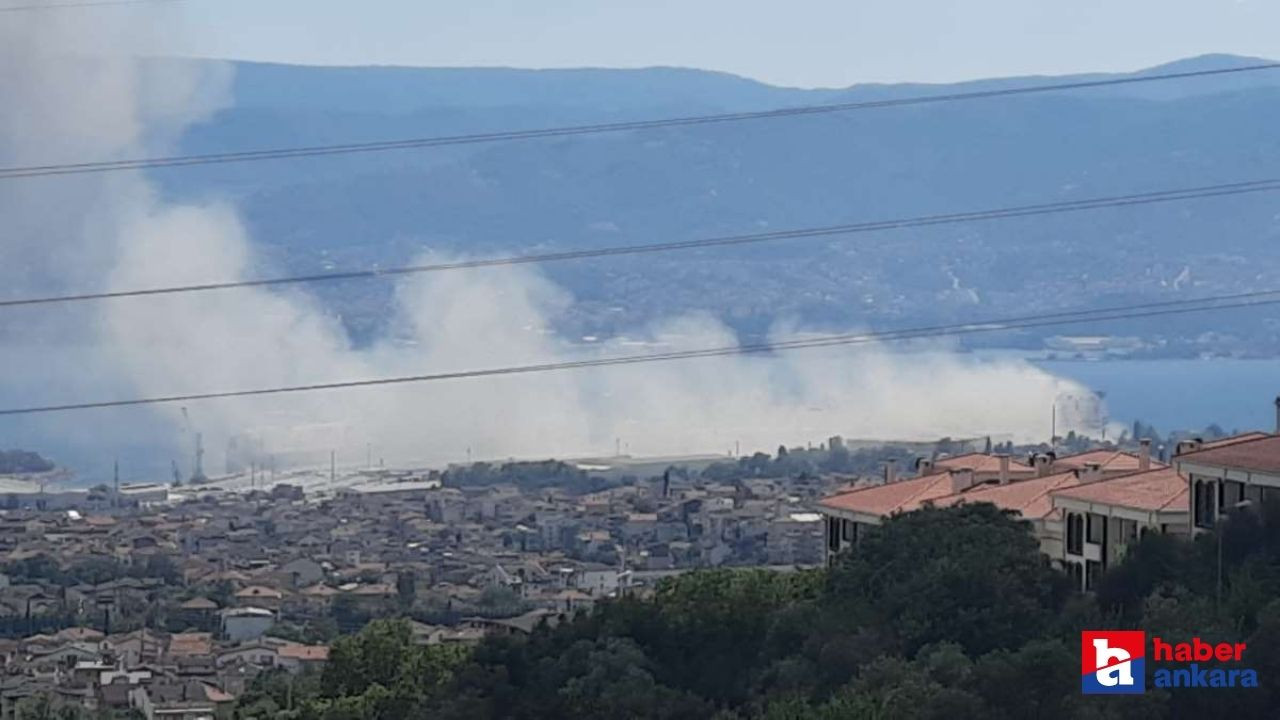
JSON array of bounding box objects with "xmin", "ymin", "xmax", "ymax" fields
[
  {"xmin": 1051, "ymin": 465, "xmax": 1190, "ymax": 591},
  {"xmin": 819, "ymin": 449, "xmax": 1154, "ymax": 560},
  {"xmin": 105, "ymin": 629, "xmax": 166, "ymax": 667},
  {"xmin": 1052, "ymin": 441, "xmax": 1162, "ymax": 479},
  {"xmin": 1174, "ymin": 433, "xmax": 1280, "ymax": 533},
  {"xmin": 916, "ymin": 453, "xmax": 1037, "ymax": 483},
  {"xmin": 345, "ymin": 583, "xmax": 395, "ymax": 610},
  {"xmin": 215, "ymin": 641, "xmax": 279, "ymax": 669},
  {"xmin": 130, "ymin": 681, "xmax": 232, "ymax": 720},
  {"xmin": 296, "ymin": 583, "xmax": 340, "ymax": 611},
  {"xmin": 462, "ymin": 608, "xmax": 561, "ymax": 638},
  {"xmin": 166, "ymin": 632, "xmax": 213, "ymax": 660},
  {"xmin": 279, "ymin": 558, "xmax": 324, "ymax": 588},
  {"xmin": 819, "ymin": 467, "xmax": 973, "ymax": 557},
  {"xmin": 176, "ymin": 597, "xmax": 219, "ymax": 630},
  {"xmin": 275, "ymin": 643, "xmax": 329, "ymax": 672},
  {"xmin": 222, "ymin": 607, "xmax": 274, "ymax": 643},
  {"xmin": 233, "ymin": 585, "xmax": 283, "ymax": 610}
]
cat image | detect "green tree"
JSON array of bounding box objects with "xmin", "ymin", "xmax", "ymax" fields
[{"xmin": 826, "ymin": 504, "xmax": 1071, "ymax": 655}]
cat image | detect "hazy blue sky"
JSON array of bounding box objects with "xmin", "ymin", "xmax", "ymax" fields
[{"xmin": 71, "ymin": 0, "xmax": 1280, "ymax": 87}]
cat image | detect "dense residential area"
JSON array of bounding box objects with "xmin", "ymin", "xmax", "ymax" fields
[
  {"xmin": 0, "ymin": 404, "xmax": 1276, "ymax": 717},
  {"xmin": 0, "ymin": 449, "xmax": 845, "ymax": 718},
  {"xmin": 7, "ymin": 2, "xmax": 1280, "ymax": 719}
]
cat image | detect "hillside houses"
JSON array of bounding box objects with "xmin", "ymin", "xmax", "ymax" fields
[{"xmin": 820, "ymin": 428, "xmax": 1280, "ymax": 593}]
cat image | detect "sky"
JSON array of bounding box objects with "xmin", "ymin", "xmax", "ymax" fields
[{"xmin": 50, "ymin": 0, "xmax": 1280, "ymax": 88}]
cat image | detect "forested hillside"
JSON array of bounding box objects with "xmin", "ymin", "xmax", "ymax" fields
[{"xmin": 145, "ymin": 55, "xmax": 1280, "ymax": 353}]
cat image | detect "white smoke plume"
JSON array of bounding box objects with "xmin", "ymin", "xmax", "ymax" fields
[{"xmin": 0, "ymin": 9, "xmax": 1099, "ymax": 483}]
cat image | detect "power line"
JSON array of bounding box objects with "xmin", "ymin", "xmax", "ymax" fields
[
  {"xmin": 4, "ymin": 177, "xmax": 1280, "ymax": 309},
  {"xmin": 0, "ymin": 0, "xmax": 181, "ymax": 12},
  {"xmin": 2, "ymin": 62, "xmax": 1278, "ymax": 179},
  {"xmin": 3, "ymin": 290, "xmax": 1278, "ymax": 416}
]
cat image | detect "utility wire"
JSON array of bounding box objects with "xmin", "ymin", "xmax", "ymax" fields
[
  {"xmin": 3, "ymin": 291, "xmax": 1279, "ymax": 416},
  {"xmin": 0, "ymin": 0, "xmax": 181, "ymax": 12},
  {"xmin": 2, "ymin": 62, "xmax": 1278, "ymax": 179},
  {"xmin": 4, "ymin": 177, "xmax": 1280, "ymax": 309}
]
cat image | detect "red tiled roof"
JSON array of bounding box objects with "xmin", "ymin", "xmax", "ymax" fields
[
  {"xmin": 168, "ymin": 632, "xmax": 213, "ymax": 657},
  {"xmin": 234, "ymin": 586, "xmax": 283, "ymax": 599},
  {"xmin": 931, "ymin": 471, "xmax": 1083, "ymax": 520},
  {"xmin": 1051, "ymin": 466, "xmax": 1187, "ymax": 514},
  {"xmin": 819, "ymin": 473, "xmax": 959, "ymax": 517},
  {"xmin": 929, "ymin": 453, "xmax": 1032, "ymax": 475},
  {"xmin": 1055, "ymin": 449, "xmax": 1165, "ymax": 472},
  {"xmin": 278, "ymin": 644, "xmax": 329, "ymax": 661},
  {"xmin": 1199, "ymin": 432, "xmax": 1271, "ymax": 450},
  {"xmin": 1177, "ymin": 434, "xmax": 1280, "ymax": 474}
]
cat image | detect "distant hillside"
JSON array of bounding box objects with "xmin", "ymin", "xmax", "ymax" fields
[{"xmin": 162, "ymin": 54, "xmax": 1280, "ymax": 352}]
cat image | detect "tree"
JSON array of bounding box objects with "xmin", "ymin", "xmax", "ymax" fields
[{"xmin": 826, "ymin": 504, "xmax": 1072, "ymax": 655}]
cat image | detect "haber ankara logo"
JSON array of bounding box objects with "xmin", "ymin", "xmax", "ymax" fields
[{"xmin": 1082, "ymin": 630, "xmax": 1145, "ymax": 694}]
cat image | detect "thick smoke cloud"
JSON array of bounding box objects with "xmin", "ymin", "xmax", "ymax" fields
[{"xmin": 0, "ymin": 9, "xmax": 1100, "ymax": 483}]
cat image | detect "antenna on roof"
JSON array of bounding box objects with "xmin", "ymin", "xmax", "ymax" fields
[{"xmin": 1051, "ymin": 402, "xmax": 1057, "ymax": 451}]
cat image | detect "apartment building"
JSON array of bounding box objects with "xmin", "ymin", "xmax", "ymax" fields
[{"xmin": 819, "ymin": 447, "xmax": 1157, "ymax": 561}]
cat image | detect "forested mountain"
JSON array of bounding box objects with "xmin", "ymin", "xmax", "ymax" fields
[{"xmin": 159, "ymin": 54, "xmax": 1280, "ymax": 351}]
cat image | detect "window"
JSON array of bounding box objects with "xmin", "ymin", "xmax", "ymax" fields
[
  {"xmin": 1067, "ymin": 561, "xmax": 1084, "ymax": 591},
  {"xmin": 1066, "ymin": 513, "xmax": 1084, "ymax": 556},
  {"xmin": 1086, "ymin": 513, "xmax": 1104, "ymax": 545},
  {"xmin": 1222, "ymin": 480, "xmax": 1245, "ymax": 512},
  {"xmin": 841, "ymin": 519, "xmax": 855, "ymax": 543},
  {"xmin": 1263, "ymin": 486, "xmax": 1280, "ymax": 508},
  {"xmin": 826, "ymin": 516, "xmax": 840, "ymax": 552},
  {"xmin": 1120, "ymin": 519, "xmax": 1138, "ymax": 543},
  {"xmin": 1085, "ymin": 560, "xmax": 1103, "ymax": 591},
  {"xmin": 1194, "ymin": 480, "xmax": 1216, "ymax": 529}
]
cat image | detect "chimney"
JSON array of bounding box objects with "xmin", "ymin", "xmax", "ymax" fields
[
  {"xmin": 1138, "ymin": 438, "xmax": 1151, "ymax": 472},
  {"xmin": 997, "ymin": 454, "xmax": 1011, "ymax": 485},
  {"xmin": 1032, "ymin": 453, "xmax": 1053, "ymax": 478},
  {"xmin": 915, "ymin": 457, "xmax": 935, "ymax": 476},
  {"xmin": 1081, "ymin": 462, "xmax": 1104, "ymax": 484},
  {"xmin": 1275, "ymin": 395, "xmax": 1280, "ymax": 434},
  {"xmin": 950, "ymin": 468, "xmax": 976, "ymax": 495},
  {"xmin": 1175, "ymin": 439, "xmax": 1203, "ymax": 456},
  {"xmin": 883, "ymin": 459, "xmax": 898, "ymax": 485}
]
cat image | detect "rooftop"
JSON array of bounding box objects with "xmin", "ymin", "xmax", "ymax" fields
[
  {"xmin": 930, "ymin": 453, "xmax": 1032, "ymax": 475},
  {"xmin": 1178, "ymin": 434, "xmax": 1280, "ymax": 475},
  {"xmin": 1051, "ymin": 466, "xmax": 1188, "ymax": 514},
  {"xmin": 933, "ymin": 471, "xmax": 1086, "ymax": 519},
  {"xmin": 819, "ymin": 473, "xmax": 959, "ymax": 518},
  {"xmin": 1054, "ymin": 449, "xmax": 1164, "ymax": 473}
]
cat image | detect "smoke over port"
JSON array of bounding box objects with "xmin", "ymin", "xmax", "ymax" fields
[{"xmin": 0, "ymin": 6, "xmax": 1102, "ymax": 484}]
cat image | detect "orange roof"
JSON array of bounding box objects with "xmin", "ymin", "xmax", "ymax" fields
[
  {"xmin": 234, "ymin": 586, "xmax": 283, "ymax": 599},
  {"xmin": 933, "ymin": 471, "xmax": 1083, "ymax": 519},
  {"xmin": 1201, "ymin": 432, "xmax": 1270, "ymax": 450},
  {"xmin": 278, "ymin": 643, "xmax": 329, "ymax": 661},
  {"xmin": 1051, "ymin": 466, "xmax": 1187, "ymax": 514},
  {"xmin": 930, "ymin": 453, "xmax": 1032, "ymax": 475},
  {"xmin": 179, "ymin": 597, "xmax": 219, "ymax": 611},
  {"xmin": 1055, "ymin": 449, "xmax": 1164, "ymax": 473},
  {"xmin": 820, "ymin": 473, "xmax": 961, "ymax": 517},
  {"xmin": 168, "ymin": 632, "xmax": 213, "ymax": 657},
  {"xmin": 1177, "ymin": 434, "xmax": 1280, "ymax": 474}
]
